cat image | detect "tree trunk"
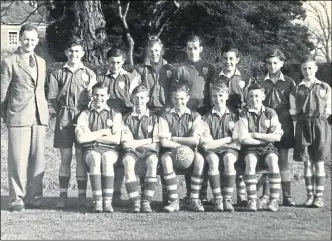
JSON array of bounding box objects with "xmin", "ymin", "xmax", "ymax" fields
[{"xmin": 72, "ymin": 1, "xmax": 107, "ymax": 66}]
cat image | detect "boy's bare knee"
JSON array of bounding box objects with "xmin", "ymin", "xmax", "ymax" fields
[{"xmin": 207, "ymin": 154, "xmax": 219, "ymax": 174}]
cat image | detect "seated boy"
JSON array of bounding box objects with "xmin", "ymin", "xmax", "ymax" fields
[
  {"xmin": 159, "ymin": 83, "xmax": 205, "ymax": 213},
  {"xmin": 121, "ymin": 85, "xmax": 160, "ymax": 213},
  {"xmin": 238, "ymin": 83, "xmax": 283, "ymax": 212},
  {"xmin": 75, "ymin": 82, "xmax": 122, "ymax": 213},
  {"xmin": 199, "ymin": 83, "xmax": 241, "ymax": 212}
]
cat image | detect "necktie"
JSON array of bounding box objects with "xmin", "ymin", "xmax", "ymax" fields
[{"xmin": 29, "ymin": 55, "xmax": 35, "ymax": 68}]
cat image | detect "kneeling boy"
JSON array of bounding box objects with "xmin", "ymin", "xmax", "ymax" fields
[{"xmin": 75, "ymin": 82, "xmax": 122, "ymax": 213}]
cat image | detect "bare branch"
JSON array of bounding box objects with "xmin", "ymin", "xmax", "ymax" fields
[{"xmin": 124, "ymin": 2, "xmax": 130, "ymax": 18}]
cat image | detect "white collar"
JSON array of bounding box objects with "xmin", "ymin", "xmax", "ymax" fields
[
  {"xmin": 211, "ymin": 107, "xmax": 230, "ymax": 117},
  {"xmin": 106, "ymin": 68, "xmax": 128, "ymax": 77},
  {"xmin": 298, "ymin": 78, "xmax": 322, "ymax": 86},
  {"xmin": 264, "ymin": 72, "xmax": 285, "ymax": 81},
  {"xmin": 219, "ymin": 68, "xmax": 241, "ymax": 77},
  {"xmin": 170, "ymin": 107, "xmax": 191, "ymax": 115},
  {"xmin": 131, "ymin": 108, "xmax": 150, "ymax": 117},
  {"xmin": 90, "ymin": 103, "xmax": 110, "ymax": 112},
  {"xmin": 19, "ymin": 48, "xmax": 34, "ymax": 59},
  {"xmin": 247, "ymin": 105, "xmax": 265, "ymax": 115},
  {"xmin": 63, "ymin": 62, "xmax": 85, "ymax": 70}
]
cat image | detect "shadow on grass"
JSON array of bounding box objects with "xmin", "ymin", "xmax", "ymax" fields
[{"xmin": 1, "ymin": 195, "xmax": 167, "ymax": 213}]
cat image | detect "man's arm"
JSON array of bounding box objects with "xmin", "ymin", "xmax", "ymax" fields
[
  {"xmin": 0, "ymin": 59, "xmax": 12, "ymax": 120},
  {"xmin": 159, "ymin": 116, "xmax": 182, "ymax": 149}
]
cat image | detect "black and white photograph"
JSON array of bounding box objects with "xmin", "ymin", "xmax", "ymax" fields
[{"xmin": 1, "ymin": 0, "xmax": 331, "ymax": 240}]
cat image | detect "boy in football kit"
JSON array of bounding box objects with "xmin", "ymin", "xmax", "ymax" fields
[
  {"xmin": 238, "ymin": 83, "xmax": 283, "ymax": 212},
  {"xmin": 121, "ymin": 85, "xmax": 160, "ymax": 213},
  {"xmin": 257, "ymin": 48, "xmax": 296, "ymax": 207},
  {"xmin": 175, "ymin": 35, "xmax": 215, "ymax": 205},
  {"xmin": 131, "ymin": 36, "xmax": 176, "ymax": 115},
  {"xmin": 159, "ymin": 83, "xmax": 205, "ymax": 212},
  {"xmin": 199, "ymin": 83, "xmax": 241, "ymax": 212},
  {"xmin": 97, "ymin": 47, "xmax": 134, "ymax": 204},
  {"xmin": 75, "ymin": 82, "xmax": 122, "ymax": 213},
  {"xmin": 290, "ymin": 56, "xmax": 331, "ymax": 208},
  {"xmin": 48, "ymin": 38, "xmax": 97, "ymax": 209},
  {"xmin": 212, "ymin": 46, "xmax": 250, "ymax": 205}
]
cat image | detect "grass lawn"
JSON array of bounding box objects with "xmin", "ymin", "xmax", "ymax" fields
[{"xmin": 1, "ymin": 119, "xmax": 331, "ymax": 240}]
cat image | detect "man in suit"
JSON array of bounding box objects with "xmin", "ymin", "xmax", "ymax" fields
[{"xmin": 1, "ymin": 24, "xmax": 49, "ymax": 211}]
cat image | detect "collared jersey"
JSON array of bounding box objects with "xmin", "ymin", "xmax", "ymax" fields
[
  {"xmin": 48, "ymin": 63, "xmax": 96, "ymax": 109},
  {"xmin": 97, "ymin": 68, "xmax": 133, "ymax": 112},
  {"xmin": 176, "ymin": 59, "xmax": 215, "ymax": 112},
  {"xmin": 238, "ymin": 105, "xmax": 283, "ymax": 140},
  {"xmin": 133, "ymin": 58, "xmax": 176, "ymax": 109},
  {"xmin": 258, "ymin": 72, "xmax": 296, "ymax": 111},
  {"xmin": 122, "ymin": 109, "xmax": 159, "ymax": 140},
  {"xmin": 159, "ymin": 107, "xmax": 201, "ymax": 138},
  {"xmin": 290, "ymin": 79, "xmax": 331, "ymax": 118},
  {"xmin": 202, "ymin": 108, "xmax": 239, "ymax": 140}
]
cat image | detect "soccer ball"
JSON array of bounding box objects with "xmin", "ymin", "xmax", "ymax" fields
[{"xmin": 172, "ymin": 145, "xmax": 195, "ymax": 169}]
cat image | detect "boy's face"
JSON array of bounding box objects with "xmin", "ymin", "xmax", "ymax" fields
[
  {"xmin": 247, "ymin": 89, "xmax": 265, "ymax": 109},
  {"xmin": 19, "ymin": 30, "xmax": 39, "ymax": 53},
  {"xmin": 65, "ymin": 45, "xmax": 85, "ymax": 64},
  {"xmin": 301, "ymin": 61, "xmax": 318, "ymax": 80},
  {"xmin": 186, "ymin": 41, "xmax": 202, "ymax": 62},
  {"xmin": 148, "ymin": 43, "xmax": 162, "ymax": 64},
  {"xmin": 107, "ymin": 55, "xmax": 124, "ymax": 74},
  {"xmin": 265, "ymin": 56, "xmax": 283, "ymax": 75},
  {"xmin": 211, "ymin": 89, "xmax": 229, "ymax": 108},
  {"xmin": 132, "ymin": 91, "xmax": 149, "ymax": 110},
  {"xmin": 92, "ymin": 87, "xmax": 109, "ymax": 109},
  {"xmin": 171, "ymin": 91, "xmax": 189, "ymax": 111},
  {"xmin": 222, "ymin": 51, "xmax": 239, "ymax": 72}
]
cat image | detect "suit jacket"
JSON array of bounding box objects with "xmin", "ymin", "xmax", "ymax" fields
[{"xmin": 1, "ymin": 49, "xmax": 49, "ymax": 126}]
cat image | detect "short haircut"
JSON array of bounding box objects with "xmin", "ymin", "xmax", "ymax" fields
[
  {"xmin": 65, "ymin": 38, "xmax": 84, "ymax": 49},
  {"xmin": 210, "ymin": 83, "xmax": 230, "ymax": 94},
  {"xmin": 146, "ymin": 35, "xmax": 163, "ymax": 49},
  {"xmin": 132, "ymin": 85, "xmax": 149, "ymax": 96},
  {"xmin": 92, "ymin": 82, "xmax": 110, "ymax": 94},
  {"xmin": 264, "ymin": 48, "xmax": 285, "ymax": 62},
  {"xmin": 19, "ymin": 24, "xmax": 38, "ymax": 38},
  {"xmin": 187, "ymin": 34, "xmax": 202, "ymax": 46},
  {"xmin": 222, "ymin": 46, "xmax": 239, "ymax": 58},
  {"xmin": 107, "ymin": 47, "xmax": 126, "ymax": 59},
  {"xmin": 171, "ymin": 82, "xmax": 190, "ymax": 95},
  {"xmin": 301, "ymin": 55, "xmax": 317, "ymax": 65},
  {"xmin": 247, "ymin": 82, "xmax": 265, "ymax": 92}
]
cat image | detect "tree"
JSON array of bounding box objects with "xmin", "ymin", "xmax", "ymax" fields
[
  {"xmin": 47, "ymin": 1, "xmax": 108, "ymax": 65},
  {"xmin": 307, "ymin": 1, "xmax": 331, "ymax": 62}
]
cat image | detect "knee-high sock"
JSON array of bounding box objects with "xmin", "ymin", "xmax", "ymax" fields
[
  {"xmin": 164, "ymin": 172, "xmax": 178, "ymax": 201},
  {"xmin": 244, "ymin": 174, "xmax": 257, "ymax": 200},
  {"xmin": 269, "ymin": 173, "xmax": 281, "ymax": 200},
  {"xmin": 209, "ymin": 173, "xmax": 222, "ymax": 202},
  {"xmin": 142, "ymin": 177, "xmax": 158, "ymax": 202},
  {"xmin": 102, "ymin": 175, "xmax": 114, "ymax": 199}
]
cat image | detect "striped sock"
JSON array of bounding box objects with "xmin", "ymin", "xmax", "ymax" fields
[
  {"xmin": 236, "ymin": 174, "xmax": 246, "ymax": 198},
  {"xmin": 224, "ymin": 174, "xmax": 236, "ymax": 200},
  {"xmin": 200, "ymin": 168, "xmax": 209, "ymax": 198},
  {"xmin": 77, "ymin": 177, "xmax": 87, "ymax": 198},
  {"xmin": 244, "ymin": 174, "xmax": 257, "ymax": 200},
  {"xmin": 190, "ymin": 173, "xmax": 203, "ymax": 199},
  {"xmin": 304, "ymin": 175, "xmax": 314, "ymax": 196},
  {"xmin": 269, "ymin": 173, "xmax": 281, "ymax": 200},
  {"xmin": 89, "ymin": 174, "xmax": 102, "ymax": 200},
  {"xmin": 59, "ymin": 176, "xmax": 70, "ymax": 197},
  {"xmin": 315, "ymin": 175, "xmax": 325, "ymax": 197},
  {"xmin": 208, "ymin": 173, "xmax": 222, "ymax": 202},
  {"xmin": 102, "ymin": 175, "xmax": 114, "ymax": 198},
  {"xmin": 142, "ymin": 177, "xmax": 158, "ymax": 202},
  {"xmin": 125, "ymin": 181, "xmax": 140, "ymax": 202},
  {"xmin": 164, "ymin": 172, "xmax": 178, "ymax": 201}
]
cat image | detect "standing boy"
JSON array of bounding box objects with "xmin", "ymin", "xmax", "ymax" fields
[
  {"xmin": 75, "ymin": 82, "xmax": 122, "ymax": 213},
  {"xmin": 199, "ymin": 83, "xmax": 241, "ymax": 212},
  {"xmin": 1, "ymin": 24, "xmax": 49, "ymax": 211},
  {"xmin": 238, "ymin": 83, "xmax": 283, "ymax": 212},
  {"xmin": 258, "ymin": 48, "xmax": 296, "ymax": 207},
  {"xmin": 48, "ymin": 38, "xmax": 97, "ymax": 209},
  {"xmin": 159, "ymin": 83, "xmax": 205, "ymax": 213},
  {"xmin": 121, "ymin": 85, "xmax": 160, "ymax": 213},
  {"xmin": 290, "ymin": 56, "xmax": 331, "ymax": 208}
]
